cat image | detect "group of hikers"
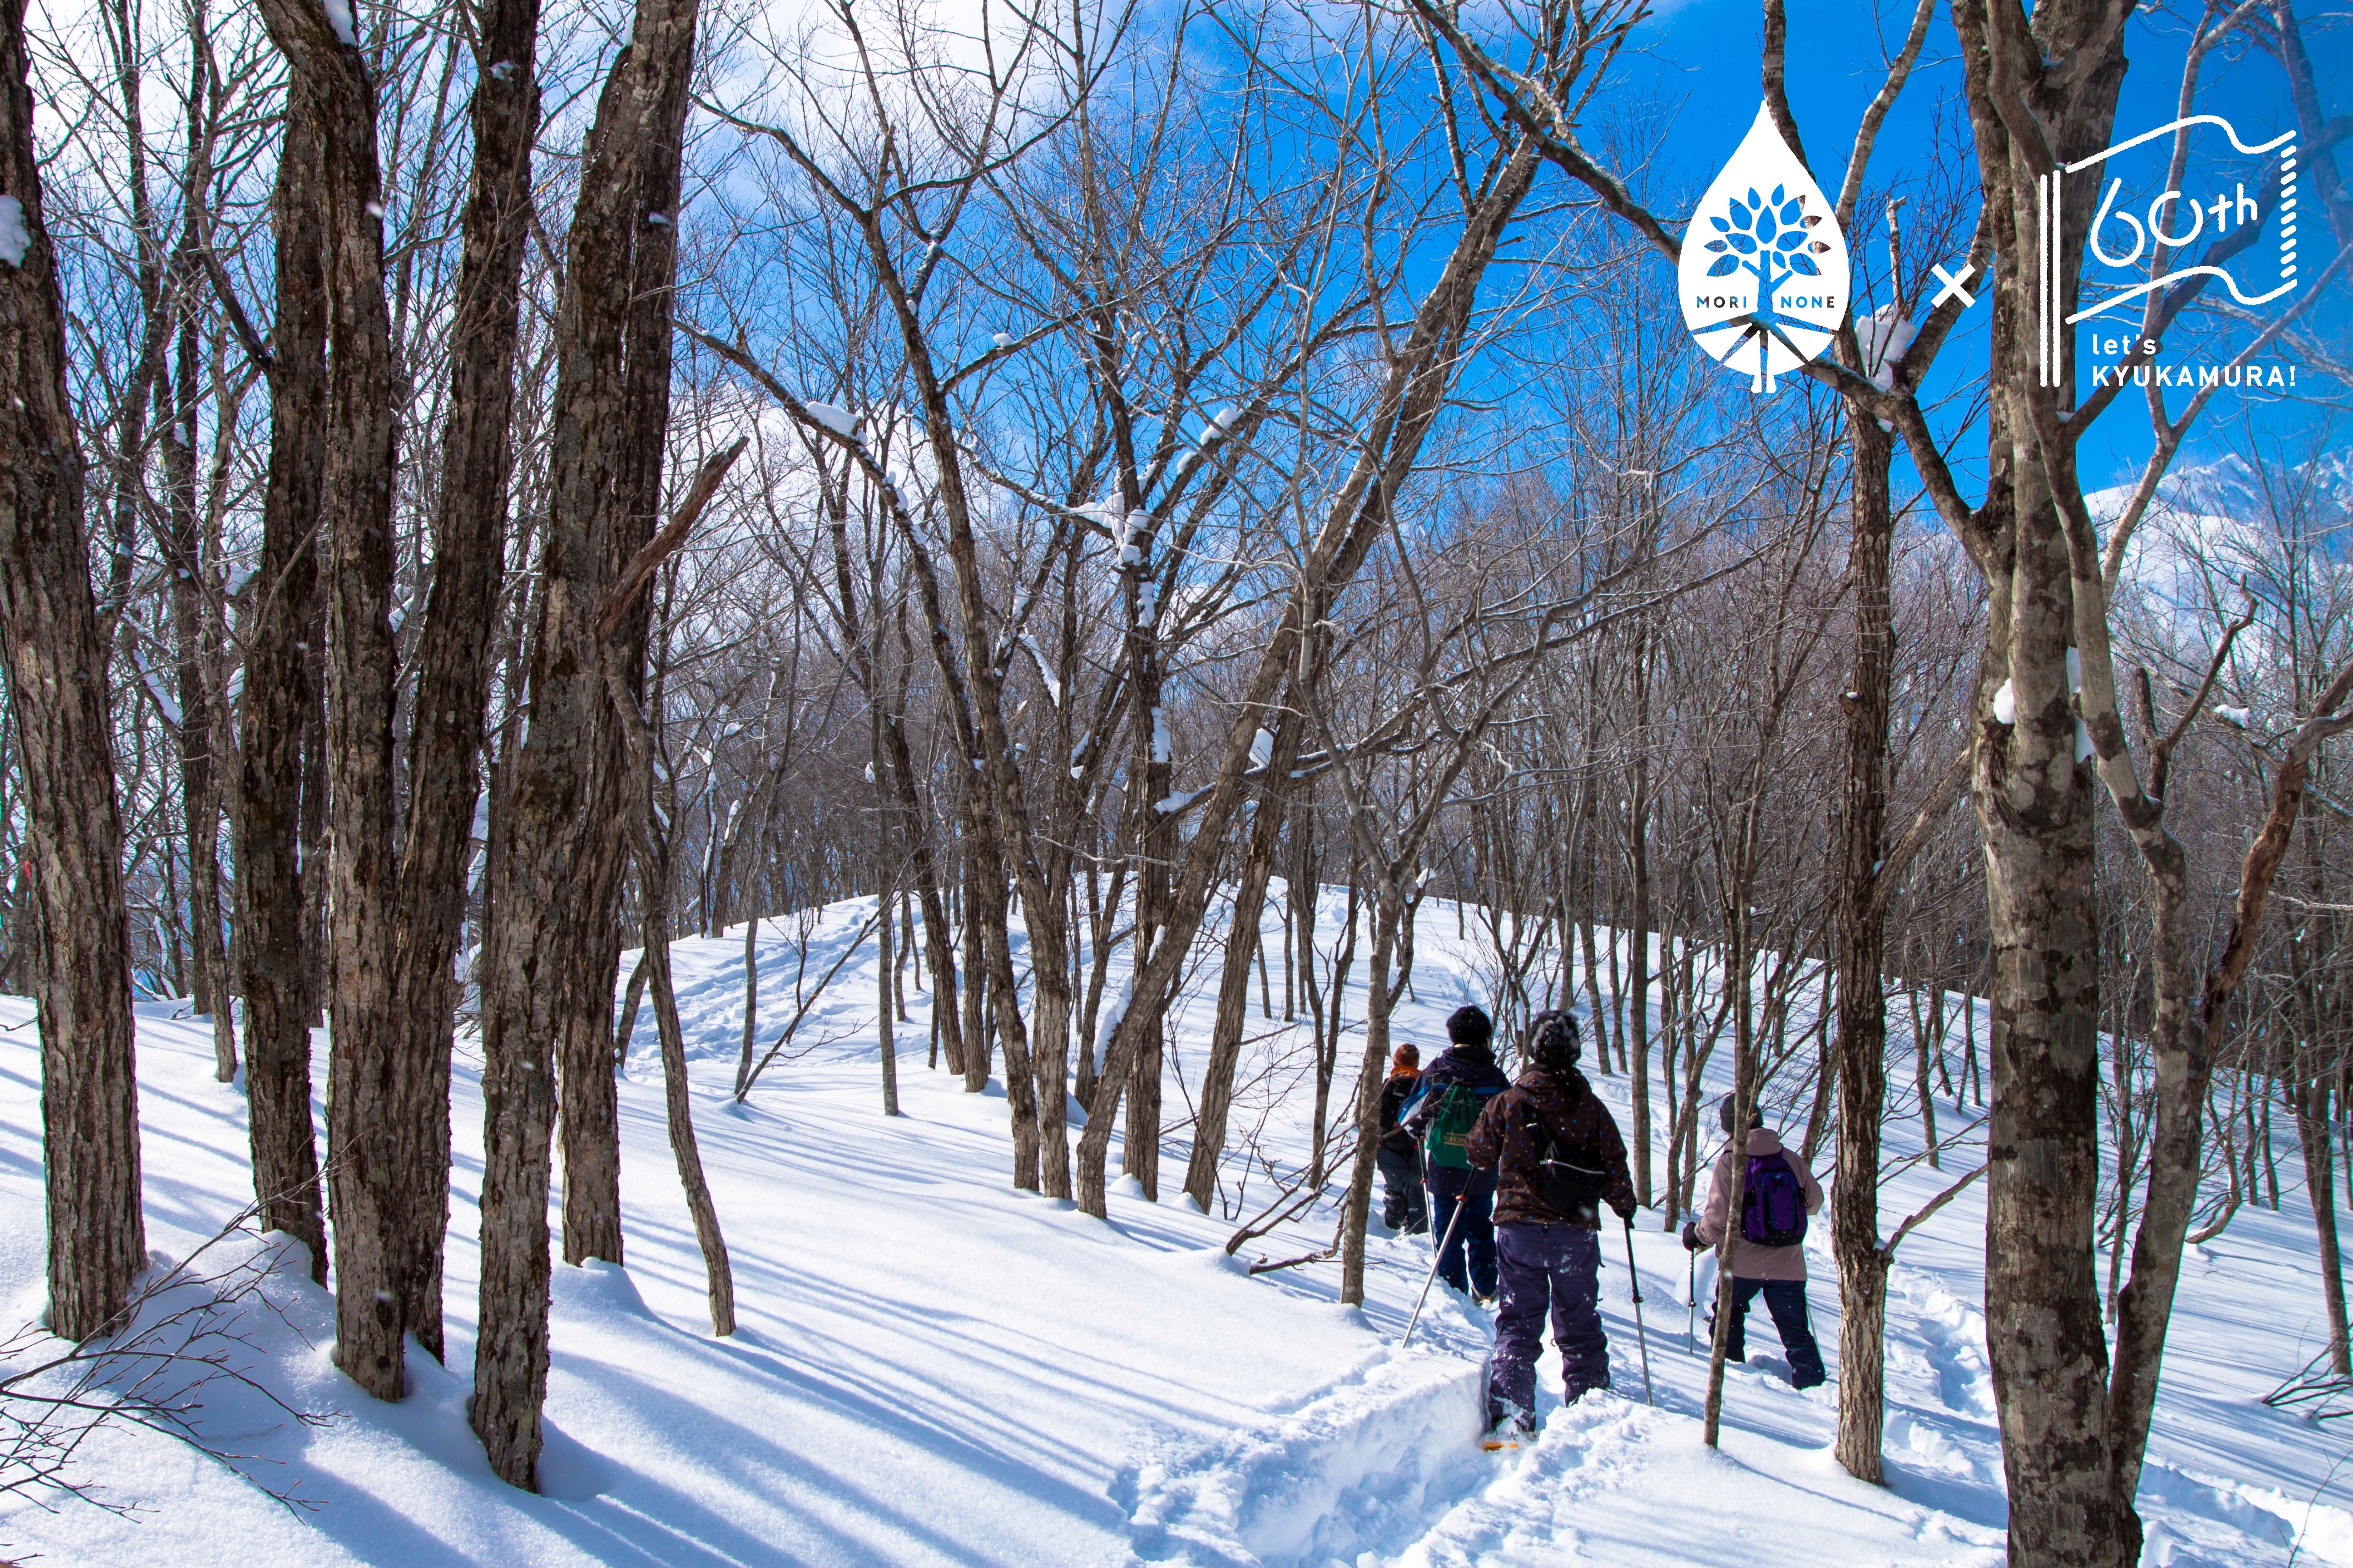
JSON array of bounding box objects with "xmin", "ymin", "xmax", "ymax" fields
[{"xmin": 1374, "ymin": 1003, "xmax": 1825, "ymax": 1443}]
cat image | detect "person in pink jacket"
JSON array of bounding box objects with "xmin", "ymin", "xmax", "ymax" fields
[{"xmin": 1682, "ymin": 1095, "xmax": 1826, "ymax": 1388}]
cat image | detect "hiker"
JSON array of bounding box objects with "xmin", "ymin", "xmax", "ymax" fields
[
  {"xmin": 1466, "ymin": 1009, "xmax": 1638, "ymax": 1439},
  {"xmin": 1683, "ymin": 1094, "xmax": 1827, "ymax": 1389},
  {"xmin": 1400, "ymin": 1005, "xmax": 1510, "ymax": 1302},
  {"xmin": 1375, "ymin": 1044, "xmax": 1430, "ymax": 1235}
]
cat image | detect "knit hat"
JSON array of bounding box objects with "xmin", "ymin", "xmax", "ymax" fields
[
  {"xmin": 1446, "ymin": 1005, "xmax": 1493, "ymax": 1048},
  {"xmin": 1719, "ymin": 1094, "xmax": 1765, "ymax": 1136},
  {"xmin": 1527, "ymin": 1009, "xmax": 1581, "ymax": 1069},
  {"xmin": 1392, "ymin": 1043, "xmax": 1420, "ymax": 1069}
]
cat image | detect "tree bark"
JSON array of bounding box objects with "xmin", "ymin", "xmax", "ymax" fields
[
  {"xmin": 386, "ymin": 0, "xmax": 541, "ymax": 1366},
  {"xmin": 1628, "ymin": 620, "xmax": 1654, "ymax": 1206},
  {"xmin": 157, "ymin": 95, "xmax": 233, "ymax": 1079},
  {"xmin": 474, "ymin": 0, "xmax": 703, "ymax": 1486},
  {"xmin": 253, "ymin": 0, "xmax": 406, "ymax": 1403},
  {"xmin": 1830, "ymin": 415, "xmax": 1895, "ymax": 1484},
  {"xmin": 1337, "ymin": 898, "xmax": 1403, "ymax": 1306},
  {"xmin": 0, "ymin": 0, "xmax": 147, "ymax": 1338},
  {"xmin": 1182, "ymin": 709, "xmax": 1302, "ymax": 1212},
  {"xmin": 2296, "ymin": 1076, "xmax": 2352, "ymax": 1376},
  {"xmin": 1704, "ymin": 891, "xmax": 1760, "ymax": 1447},
  {"xmin": 1946, "ymin": 4, "xmax": 2134, "ymax": 1558},
  {"xmin": 235, "ymin": 105, "xmax": 329, "ymax": 1284},
  {"xmin": 645, "ymin": 907, "xmax": 736, "ymax": 1334}
]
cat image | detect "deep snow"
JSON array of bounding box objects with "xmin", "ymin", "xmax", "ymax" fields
[{"xmin": 0, "ymin": 888, "xmax": 2341, "ymax": 1566}]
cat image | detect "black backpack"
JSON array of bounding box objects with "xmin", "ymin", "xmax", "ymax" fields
[{"xmin": 1532, "ymin": 1124, "xmax": 1610, "ymax": 1222}]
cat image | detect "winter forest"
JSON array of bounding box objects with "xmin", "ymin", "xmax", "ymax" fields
[{"xmin": 0, "ymin": 0, "xmax": 2349, "ymax": 1560}]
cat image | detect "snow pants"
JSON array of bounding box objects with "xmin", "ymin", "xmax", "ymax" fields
[
  {"xmin": 1486, "ymin": 1221, "xmax": 1606, "ymax": 1426},
  {"xmin": 1378, "ymin": 1146, "xmax": 1428, "ymax": 1234},
  {"xmin": 1725, "ymin": 1277, "xmax": 1825, "ymax": 1388},
  {"xmin": 1427, "ymin": 1166, "xmax": 1496, "ymax": 1297}
]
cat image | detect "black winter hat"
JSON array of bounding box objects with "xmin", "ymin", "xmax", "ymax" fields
[
  {"xmin": 1446, "ymin": 1004, "xmax": 1494, "ymax": 1048},
  {"xmin": 1719, "ymin": 1094, "xmax": 1765, "ymax": 1136},
  {"xmin": 1527, "ymin": 1009, "xmax": 1581, "ymax": 1069}
]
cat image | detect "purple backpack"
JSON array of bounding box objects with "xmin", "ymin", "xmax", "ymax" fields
[{"xmin": 1741, "ymin": 1154, "xmax": 1808, "ymax": 1247}]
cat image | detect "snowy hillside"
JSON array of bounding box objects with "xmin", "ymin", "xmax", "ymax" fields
[{"xmin": 0, "ymin": 890, "xmax": 2343, "ymax": 1566}]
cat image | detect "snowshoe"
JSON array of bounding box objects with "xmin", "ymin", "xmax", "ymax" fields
[{"xmin": 1479, "ymin": 1413, "xmax": 1534, "ymax": 1452}]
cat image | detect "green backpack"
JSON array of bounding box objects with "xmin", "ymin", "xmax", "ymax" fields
[{"xmin": 1423, "ymin": 1085, "xmax": 1482, "ymax": 1171}]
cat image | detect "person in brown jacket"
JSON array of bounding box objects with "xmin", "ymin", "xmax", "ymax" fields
[
  {"xmin": 1682, "ymin": 1094, "xmax": 1826, "ymax": 1388},
  {"xmin": 1465, "ymin": 1009, "xmax": 1637, "ymax": 1438}
]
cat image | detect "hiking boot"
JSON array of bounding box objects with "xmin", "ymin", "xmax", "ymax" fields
[
  {"xmin": 1562, "ymin": 1381, "xmax": 1609, "ymax": 1406},
  {"xmin": 1472, "ymin": 1291, "xmax": 1498, "ymax": 1308}
]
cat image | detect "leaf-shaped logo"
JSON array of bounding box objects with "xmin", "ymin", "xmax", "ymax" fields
[{"xmin": 1677, "ymin": 103, "xmax": 1853, "ymax": 393}]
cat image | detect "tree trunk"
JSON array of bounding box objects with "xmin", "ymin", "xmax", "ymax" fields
[
  {"xmin": 610, "ymin": 673, "xmax": 737, "ymax": 1338},
  {"xmin": 961, "ymin": 843, "xmax": 990, "ymax": 1090},
  {"xmin": 158, "ymin": 141, "xmax": 233, "ymax": 1077},
  {"xmin": 473, "ymin": 0, "xmax": 703, "ymax": 1486},
  {"xmin": 1338, "ymin": 893, "xmax": 1405, "ymax": 1306},
  {"xmin": 1121, "ymin": 566, "xmax": 1174, "ymax": 1206},
  {"xmin": 1830, "ymin": 415, "xmax": 1895, "ymax": 1484},
  {"xmin": 1704, "ymin": 899, "xmax": 1758, "ymax": 1448},
  {"xmin": 645, "ymin": 907, "xmax": 736, "ymax": 1333},
  {"xmin": 1948, "ymin": 4, "xmax": 2136, "ymax": 1558},
  {"xmin": 1628, "ymin": 647, "xmax": 1653, "ymax": 1203},
  {"xmin": 877, "ymin": 898, "xmax": 899, "ymax": 1115},
  {"xmin": 385, "ymin": 0, "xmax": 540, "ymax": 1366},
  {"xmin": 1913, "ymin": 953, "xmax": 1940, "ymax": 1168},
  {"xmin": 252, "ymin": 0, "xmax": 407, "ymax": 1403},
  {"xmin": 0, "ymin": 0, "xmax": 147, "ymax": 1336},
  {"xmin": 298, "ymin": 614, "xmax": 327, "ymax": 1026},
  {"xmin": 730, "ymin": 914, "xmax": 754, "ymax": 1080},
  {"xmin": 1183, "ymin": 712, "xmax": 1302, "ymax": 1212},
  {"xmin": 2298, "ymin": 1075, "xmax": 2353, "ymax": 1375},
  {"xmin": 235, "ymin": 105, "xmax": 328, "ymax": 1285},
  {"xmin": 558, "ymin": 12, "xmax": 701, "ymax": 1269}
]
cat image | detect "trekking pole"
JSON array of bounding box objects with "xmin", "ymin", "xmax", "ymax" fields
[
  {"xmin": 1623, "ymin": 1216, "xmax": 1654, "ymax": 1405},
  {"xmin": 1399, "ymin": 1196, "xmax": 1469, "ymax": 1350},
  {"xmin": 1687, "ymin": 1240, "xmax": 1698, "ymax": 1355}
]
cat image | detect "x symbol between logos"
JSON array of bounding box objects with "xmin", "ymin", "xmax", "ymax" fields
[{"xmin": 1932, "ymin": 261, "xmax": 1978, "ymax": 309}]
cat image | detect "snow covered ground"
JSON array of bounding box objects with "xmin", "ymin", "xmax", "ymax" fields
[{"xmin": 0, "ymin": 889, "xmax": 2342, "ymax": 1566}]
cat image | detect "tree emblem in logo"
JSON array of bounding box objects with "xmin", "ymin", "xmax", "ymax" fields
[{"xmin": 1679, "ymin": 104, "xmax": 1852, "ymax": 393}]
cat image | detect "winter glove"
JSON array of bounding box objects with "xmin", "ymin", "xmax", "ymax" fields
[
  {"xmin": 1610, "ymin": 1193, "xmax": 1637, "ymax": 1222},
  {"xmin": 1681, "ymin": 1222, "xmax": 1705, "ymax": 1253}
]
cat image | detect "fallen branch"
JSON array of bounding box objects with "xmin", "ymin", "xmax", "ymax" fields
[
  {"xmin": 1250, "ymin": 1219, "xmax": 1346, "ymax": 1275},
  {"xmin": 736, "ymin": 907, "xmax": 886, "ymax": 1101},
  {"xmin": 2, "ymin": 1203, "xmax": 334, "ymax": 1514},
  {"xmin": 1880, "ymin": 1162, "xmax": 1988, "ymax": 1259}
]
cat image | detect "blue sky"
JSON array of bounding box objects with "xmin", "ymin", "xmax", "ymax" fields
[{"xmin": 1596, "ymin": 0, "xmax": 2344, "ymax": 493}]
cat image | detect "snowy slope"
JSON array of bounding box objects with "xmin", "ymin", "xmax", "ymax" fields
[{"xmin": 0, "ymin": 890, "xmax": 2343, "ymax": 1566}]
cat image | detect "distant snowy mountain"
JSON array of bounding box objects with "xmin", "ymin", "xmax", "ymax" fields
[{"xmin": 2086, "ymin": 451, "xmax": 2353, "ymax": 533}]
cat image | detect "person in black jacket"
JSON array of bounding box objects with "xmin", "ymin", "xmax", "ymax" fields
[
  {"xmin": 1375, "ymin": 1044, "xmax": 1429, "ymax": 1234},
  {"xmin": 1465, "ymin": 1009, "xmax": 1637, "ymax": 1437},
  {"xmin": 1399, "ymin": 1005, "xmax": 1511, "ymax": 1300}
]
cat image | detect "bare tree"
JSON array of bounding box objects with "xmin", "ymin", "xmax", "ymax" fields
[
  {"xmin": 474, "ymin": 0, "xmax": 705, "ymax": 1487},
  {"xmin": 383, "ymin": 0, "xmax": 542, "ymax": 1367},
  {"xmin": 253, "ymin": 0, "xmax": 405, "ymax": 1404},
  {"xmin": 0, "ymin": 0, "xmax": 146, "ymax": 1342},
  {"xmin": 234, "ymin": 102, "xmax": 328, "ymax": 1289}
]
